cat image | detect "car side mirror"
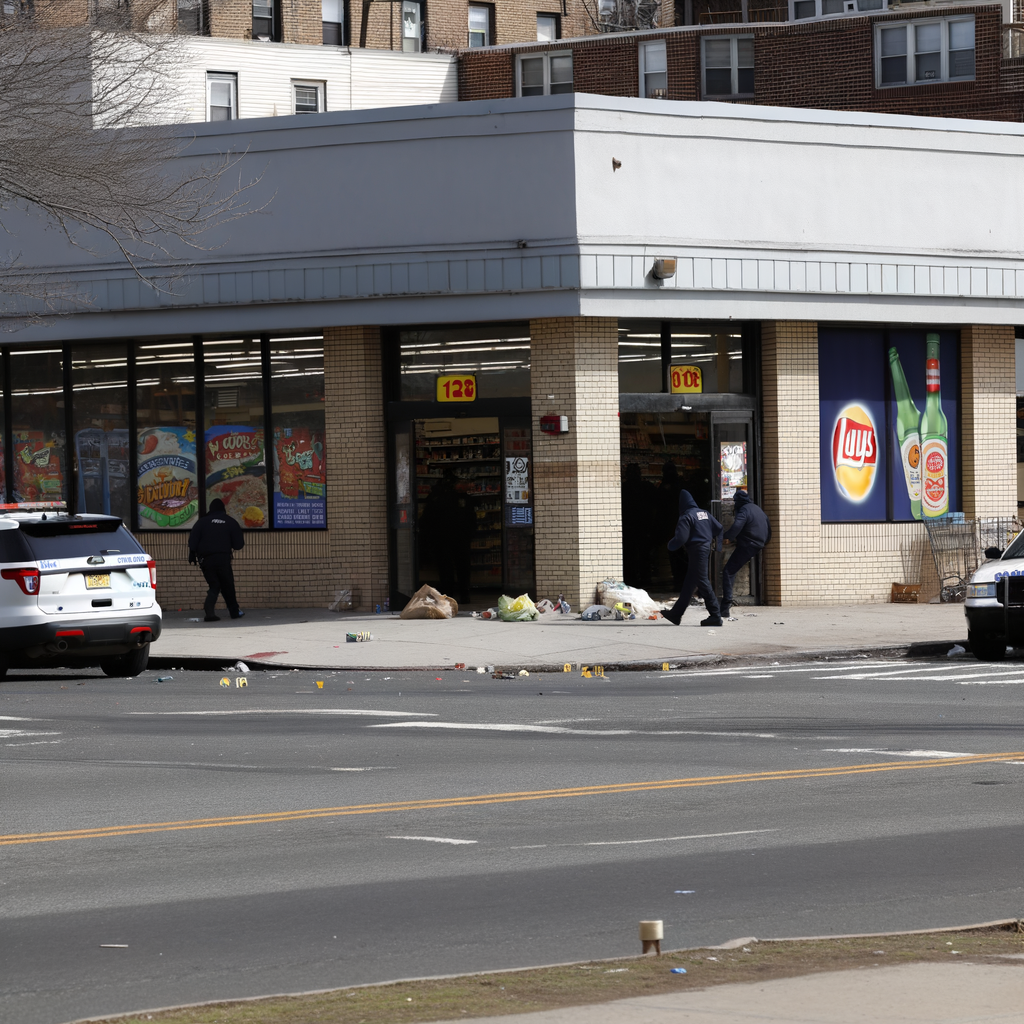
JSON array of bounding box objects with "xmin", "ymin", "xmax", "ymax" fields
[{"xmin": 985, "ymin": 547, "xmax": 1003, "ymax": 560}]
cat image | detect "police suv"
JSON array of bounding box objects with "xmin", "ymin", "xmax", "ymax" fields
[
  {"xmin": 964, "ymin": 530, "xmax": 1024, "ymax": 662},
  {"xmin": 0, "ymin": 504, "xmax": 160, "ymax": 678}
]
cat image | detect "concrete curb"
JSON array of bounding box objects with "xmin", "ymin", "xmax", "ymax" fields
[
  {"xmin": 147, "ymin": 638, "xmax": 970, "ymax": 674},
  {"xmin": 63, "ymin": 918, "xmax": 1023, "ymax": 1024}
]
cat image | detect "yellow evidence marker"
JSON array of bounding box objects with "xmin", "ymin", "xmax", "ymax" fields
[
  {"xmin": 236, "ymin": 677, "xmax": 248, "ymax": 688},
  {"xmin": 563, "ymin": 663, "xmax": 572, "ymax": 672},
  {"xmin": 316, "ymin": 680, "xmax": 324, "ymax": 689}
]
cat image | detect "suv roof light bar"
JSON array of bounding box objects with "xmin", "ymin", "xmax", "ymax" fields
[{"xmin": 0, "ymin": 502, "xmax": 68, "ymax": 511}]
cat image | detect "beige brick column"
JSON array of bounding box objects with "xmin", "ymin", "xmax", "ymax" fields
[
  {"xmin": 530, "ymin": 317, "xmax": 621, "ymax": 611},
  {"xmin": 960, "ymin": 325, "xmax": 1017, "ymax": 518},
  {"xmin": 761, "ymin": 321, "xmax": 821, "ymax": 605},
  {"xmin": 324, "ymin": 326, "xmax": 390, "ymax": 611}
]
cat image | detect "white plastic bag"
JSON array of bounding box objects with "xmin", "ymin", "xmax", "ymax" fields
[{"xmin": 596, "ymin": 580, "xmax": 668, "ymax": 618}]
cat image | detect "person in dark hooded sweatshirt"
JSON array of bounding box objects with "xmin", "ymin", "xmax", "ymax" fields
[
  {"xmin": 720, "ymin": 489, "xmax": 771, "ymax": 619},
  {"xmin": 663, "ymin": 490, "xmax": 724, "ymax": 627},
  {"xmin": 188, "ymin": 498, "xmax": 245, "ymax": 622}
]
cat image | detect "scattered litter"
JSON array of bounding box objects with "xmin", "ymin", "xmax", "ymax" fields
[
  {"xmin": 234, "ymin": 661, "xmax": 249, "ymax": 673},
  {"xmin": 455, "ymin": 662, "xmax": 466, "ymax": 669},
  {"xmin": 219, "ymin": 677, "xmax": 231, "ymax": 688},
  {"xmin": 346, "ymin": 632, "xmax": 373, "ymax": 643},
  {"xmin": 773, "ymin": 622, "xmax": 785, "ymax": 626},
  {"xmin": 744, "ymin": 613, "xmax": 757, "ymax": 617},
  {"xmin": 156, "ymin": 676, "xmax": 172, "ymax": 682},
  {"xmin": 99, "ymin": 944, "xmax": 128, "ymax": 949},
  {"xmin": 950, "ymin": 950, "xmax": 960, "ymax": 955},
  {"xmin": 613, "ymin": 602, "xmax": 636, "ymax": 620},
  {"xmin": 674, "ymin": 890, "xmax": 695, "ymax": 894},
  {"xmin": 670, "ymin": 968, "xmax": 687, "ymax": 974},
  {"xmin": 582, "ymin": 604, "xmax": 613, "ymax": 621},
  {"xmin": 948, "ymin": 644, "xmax": 966, "ymax": 657},
  {"xmin": 555, "ymin": 595, "xmax": 571, "ymax": 614},
  {"xmin": 328, "ymin": 588, "xmax": 353, "ymax": 612},
  {"xmin": 597, "ymin": 580, "xmax": 667, "ymax": 618},
  {"xmin": 186, "ymin": 617, "xmax": 202, "ymax": 622},
  {"xmin": 873, "ymin": 950, "xmax": 885, "ymax": 955},
  {"xmin": 498, "ymin": 593, "xmax": 539, "ymax": 621},
  {"xmin": 605, "ymin": 968, "xmax": 629, "ymax": 973},
  {"xmin": 518, "ymin": 669, "xmax": 530, "ymax": 676},
  {"xmin": 401, "ymin": 584, "xmax": 457, "ymax": 619},
  {"xmin": 536, "ymin": 598, "xmax": 555, "ymax": 614},
  {"xmin": 727, "ymin": 616, "xmax": 739, "ymax": 622},
  {"xmin": 706, "ymin": 956, "xmax": 718, "ymax": 961},
  {"xmin": 480, "ymin": 607, "xmax": 500, "ymax": 620},
  {"xmin": 742, "ymin": 947, "xmax": 752, "ymax": 953},
  {"xmin": 476, "ymin": 667, "xmax": 486, "ymax": 674},
  {"xmin": 492, "ymin": 670, "xmax": 516, "ymax": 680},
  {"xmin": 946, "ymin": 942, "xmax": 953, "ymax": 945}
]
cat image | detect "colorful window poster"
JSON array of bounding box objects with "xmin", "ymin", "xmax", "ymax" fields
[
  {"xmin": 720, "ymin": 442, "xmax": 747, "ymax": 500},
  {"xmin": 137, "ymin": 427, "xmax": 199, "ymax": 529},
  {"xmin": 14, "ymin": 431, "xmax": 64, "ymax": 503},
  {"xmin": 205, "ymin": 425, "xmax": 268, "ymax": 529},
  {"xmin": 818, "ymin": 329, "xmax": 958, "ymax": 523},
  {"xmin": 272, "ymin": 427, "xmax": 325, "ymax": 528}
]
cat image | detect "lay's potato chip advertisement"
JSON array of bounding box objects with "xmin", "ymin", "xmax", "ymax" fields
[{"xmin": 819, "ymin": 329, "xmax": 958, "ymax": 523}]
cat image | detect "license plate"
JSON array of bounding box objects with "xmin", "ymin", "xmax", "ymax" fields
[{"xmin": 85, "ymin": 574, "xmax": 111, "ymax": 589}]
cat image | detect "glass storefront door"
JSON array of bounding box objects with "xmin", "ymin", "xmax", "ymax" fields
[{"xmin": 711, "ymin": 414, "xmax": 758, "ymax": 606}]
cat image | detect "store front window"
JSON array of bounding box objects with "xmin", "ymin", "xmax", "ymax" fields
[
  {"xmin": 1016, "ymin": 335, "xmax": 1024, "ymax": 508},
  {"xmin": 618, "ymin": 321, "xmax": 749, "ymax": 394},
  {"xmin": 10, "ymin": 349, "xmax": 66, "ymax": 505}
]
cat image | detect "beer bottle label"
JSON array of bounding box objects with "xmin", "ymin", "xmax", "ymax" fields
[
  {"xmin": 921, "ymin": 436, "xmax": 948, "ymax": 517},
  {"xmin": 899, "ymin": 433, "xmax": 922, "ymax": 503}
]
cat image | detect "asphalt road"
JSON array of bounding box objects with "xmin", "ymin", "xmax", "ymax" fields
[{"xmin": 2, "ymin": 654, "xmax": 1023, "ymax": 1024}]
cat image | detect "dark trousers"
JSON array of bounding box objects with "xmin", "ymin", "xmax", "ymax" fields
[
  {"xmin": 201, "ymin": 560, "xmax": 240, "ymax": 618},
  {"xmin": 667, "ymin": 542, "xmax": 720, "ymax": 619},
  {"xmin": 722, "ymin": 542, "xmax": 761, "ymax": 608}
]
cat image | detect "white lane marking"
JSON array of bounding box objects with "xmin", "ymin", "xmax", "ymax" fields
[
  {"xmin": 823, "ymin": 748, "xmax": 976, "ymax": 758},
  {"xmin": 746, "ymin": 675, "xmax": 773, "ymax": 679},
  {"xmin": 677, "ymin": 662, "xmax": 906, "ymax": 678},
  {"xmin": 817, "ymin": 664, "xmax": 983, "ymax": 679},
  {"xmin": 0, "ymin": 730, "xmax": 60, "ymax": 739},
  {"xmin": 329, "ymin": 766, "xmax": 397, "ymax": 771},
  {"xmin": 816, "ymin": 672, "xmax": 1024, "ymax": 682},
  {"xmin": 511, "ymin": 844, "xmax": 548, "ymax": 849},
  {"xmin": 534, "ymin": 719, "xmax": 602, "ymax": 725},
  {"xmin": 956, "ymin": 679, "xmax": 1024, "ymax": 685},
  {"xmin": 0, "ymin": 716, "xmax": 36, "ymax": 721},
  {"xmin": 128, "ymin": 709, "xmax": 437, "ymax": 717},
  {"xmin": 578, "ymin": 829, "xmax": 777, "ymax": 847},
  {"xmin": 6, "ymin": 740, "xmax": 61, "ymax": 747},
  {"xmin": 368, "ymin": 722, "xmax": 777, "ymax": 738},
  {"xmin": 389, "ymin": 836, "xmax": 477, "ymax": 845}
]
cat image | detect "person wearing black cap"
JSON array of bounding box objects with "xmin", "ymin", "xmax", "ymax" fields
[
  {"xmin": 188, "ymin": 498, "xmax": 245, "ymax": 622},
  {"xmin": 720, "ymin": 489, "xmax": 771, "ymax": 619},
  {"xmin": 662, "ymin": 490, "xmax": 723, "ymax": 627}
]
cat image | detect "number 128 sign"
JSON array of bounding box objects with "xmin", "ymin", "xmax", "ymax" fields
[
  {"xmin": 670, "ymin": 365, "xmax": 703, "ymax": 394},
  {"xmin": 437, "ymin": 374, "xmax": 476, "ymax": 402}
]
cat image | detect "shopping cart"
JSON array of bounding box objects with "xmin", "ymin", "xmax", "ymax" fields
[{"xmin": 924, "ymin": 516, "xmax": 1022, "ymax": 603}]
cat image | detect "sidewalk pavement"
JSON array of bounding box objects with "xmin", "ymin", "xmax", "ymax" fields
[
  {"xmin": 437, "ymin": 961, "xmax": 1024, "ymax": 1024},
  {"xmin": 153, "ymin": 603, "xmax": 968, "ymax": 670}
]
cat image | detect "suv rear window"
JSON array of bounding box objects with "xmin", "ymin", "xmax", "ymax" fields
[{"xmin": 15, "ymin": 520, "xmax": 144, "ymax": 561}]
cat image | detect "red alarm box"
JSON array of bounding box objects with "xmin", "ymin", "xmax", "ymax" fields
[{"xmin": 540, "ymin": 415, "xmax": 569, "ymax": 434}]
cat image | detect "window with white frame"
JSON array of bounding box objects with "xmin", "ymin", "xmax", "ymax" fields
[
  {"xmin": 792, "ymin": 0, "xmax": 883, "ymax": 20},
  {"xmin": 401, "ymin": 0, "xmax": 421, "ymax": 51},
  {"xmin": 322, "ymin": 0, "xmax": 343, "ymax": 44},
  {"xmin": 877, "ymin": 16, "xmax": 974, "ymax": 87},
  {"xmin": 536, "ymin": 13, "xmax": 558, "ymax": 41},
  {"xmin": 468, "ymin": 4, "xmax": 490, "ymax": 46},
  {"xmin": 639, "ymin": 39, "xmax": 667, "ymax": 98},
  {"xmin": 207, "ymin": 72, "xmax": 237, "ymax": 121},
  {"xmin": 702, "ymin": 36, "xmax": 753, "ymax": 98},
  {"xmin": 518, "ymin": 51, "xmax": 573, "ymax": 96},
  {"xmin": 293, "ymin": 81, "xmax": 324, "ymax": 114}
]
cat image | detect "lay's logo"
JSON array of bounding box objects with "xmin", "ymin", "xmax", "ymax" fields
[{"xmin": 832, "ymin": 403, "xmax": 877, "ymax": 502}]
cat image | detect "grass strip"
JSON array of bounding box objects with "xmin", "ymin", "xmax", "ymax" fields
[{"xmin": 84, "ymin": 922, "xmax": 1024, "ymax": 1024}]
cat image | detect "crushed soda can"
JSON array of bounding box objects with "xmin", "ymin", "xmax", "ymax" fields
[{"xmin": 346, "ymin": 631, "xmax": 373, "ymax": 642}]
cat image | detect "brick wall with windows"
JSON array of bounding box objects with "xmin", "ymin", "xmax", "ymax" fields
[{"xmin": 459, "ymin": 4, "xmax": 1024, "ymax": 121}]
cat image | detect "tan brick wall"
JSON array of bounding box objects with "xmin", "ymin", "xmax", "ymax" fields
[
  {"xmin": 324, "ymin": 325, "xmax": 391, "ymax": 611},
  {"xmin": 208, "ymin": 0, "xmax": 321, "ymax": 42},
  {"xmin": 530, "ymin": 317, "xmax": 621, "ymax": 610},
  {"xmin": 209, "ymin": 0, "xmax": 252, "ymax": 38},
  {"xmin": 960, "ymin": 324, "xmax": 1017, "ymax": 519}
]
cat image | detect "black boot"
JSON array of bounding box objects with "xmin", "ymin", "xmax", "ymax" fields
[
  {"xmin": 701, "ymin": 615, "xmax": 723, "ymax": 627},
  {"xmin": 663, "ymin": 609, "xmax": 682, "ymax": 625}
]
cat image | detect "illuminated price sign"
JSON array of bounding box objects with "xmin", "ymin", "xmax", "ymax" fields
[
  {"xmin": 436, "ymin": 374, "xmax": 476, "ymax": 402},
  {"xmin": 670, "ymin": 365, "xmax": 703, "ymax": 394}
]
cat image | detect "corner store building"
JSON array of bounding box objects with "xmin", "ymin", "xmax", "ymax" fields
[{"xmin": 6, "ymin": 95, "xmax": 1019, "ymax": 610}]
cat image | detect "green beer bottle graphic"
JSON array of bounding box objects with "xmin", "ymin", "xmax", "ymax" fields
[
  {"xmin": 920, "ymin": 334, "xmax": 949, "ymax": 518},
  {"xmin": 888, "ymin": 346, "xmax": 922, "ymax": 520}
]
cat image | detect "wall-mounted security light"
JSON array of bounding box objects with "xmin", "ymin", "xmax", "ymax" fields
[{"xmin": 652, "ymin": 258, "xmax": 676, "ymax": 279}]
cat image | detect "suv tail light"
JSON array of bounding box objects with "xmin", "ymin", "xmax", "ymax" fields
[
  {"xmin": 2, "ymin": 567, "xmax": 40, "ymax": 595},
  {"xmin": 146, "ymin": 558, "xmax": 157, "ymax": 590}
]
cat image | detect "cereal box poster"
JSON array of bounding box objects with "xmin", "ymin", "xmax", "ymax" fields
[
  {"xmin": 14, "ymin": 431, "xmax": 65, "ymax": 503},
  {"xmin": 137, "ymin": 428, "xmax": 199, "ymax": 529},
  {"xmin": 273, "ymin": 426, "xmax": 326, "ymax": 528},
  {"xmin": 205, "ymin": 425, "xmax": 269, "ymax": 530}
]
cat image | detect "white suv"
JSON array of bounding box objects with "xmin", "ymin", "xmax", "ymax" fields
[{"xmin": 0, "ymin": 508, "xmax": 161, "ymax": 678}]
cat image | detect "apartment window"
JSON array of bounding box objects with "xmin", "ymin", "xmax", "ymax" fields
[
  {"xmin": 402, "ymin": 0, "xmax": 422, "ymax": 51},
  {"xmin": 876, "ymin": 17, "xmax": 974, "ymax": 87},
  {"xmin": 322, "ymin": 0, "xmax": 344, "ymax": 44},
  {"xmin": 517, "ymin": 52, "xmax": 573, "ymax": 96},
  {"xmin": 177, "ymin": 0, "xmax": 208, "ymax": 34},
  {"xmin": 536, "ymin": 13, "xmax": 559, "ymax": 41},
  {"xmin": 468, "ymin": 4, "xmax": 491, "ymax": 46},
  {"xmin": 207, "ymin": 72, "xmax": 237, "ymax": 121},
  {"xmin": 702, "ymin": 36, "xmax": 753, "ymax": 98},
  {"xmin": 294, "ymin": 81, "xmax": 324, "ymax": 114},
  {"xmin": 792, "ymin": 0, "xmax": 883, "ymax": 18},
  {"xmin": 252, "ymin": 0, "xmax": 279, "ymax": 39},
  {"xmin": 639, "ymin": 39, "xmax": 667, "ymax": 98}
]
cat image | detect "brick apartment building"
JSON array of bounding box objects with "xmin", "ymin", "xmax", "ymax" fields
[{"xmin": 4, "ymin": 97, "xmax": 1021, "ymax": 615}]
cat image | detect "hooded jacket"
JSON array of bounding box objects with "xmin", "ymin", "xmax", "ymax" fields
[
  {"xmin": 723, "ymin": 490, "xmax": 771, "ymax": 549},
  {"xmin": 667, "ymin": 490, "xmax": 723, "ymax": 551},
  {"xmin": 188, "ymin": 499, "xmax": 245, "ymax": 563}
]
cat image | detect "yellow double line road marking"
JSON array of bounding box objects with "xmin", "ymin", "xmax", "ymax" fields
[{"xmin": 3, "ymin": 751, "xmax": 1020, "ymax": 848}]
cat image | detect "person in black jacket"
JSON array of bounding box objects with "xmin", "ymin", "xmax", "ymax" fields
[
  {"xmin": 720, "ymin": 489, "xmax": 771, "ymax": 619},
  {"xmin": 188, "ymin": 498, "xmax": 245, "ymax": 622},
  {"xmin": 662, "ymin": 490, "xmax": 724, "ymax": 627}
]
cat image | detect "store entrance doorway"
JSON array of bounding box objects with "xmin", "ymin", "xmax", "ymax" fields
[{"xmin": 390, "ymin": 416, "xmax": 534, "ymax": 609}]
